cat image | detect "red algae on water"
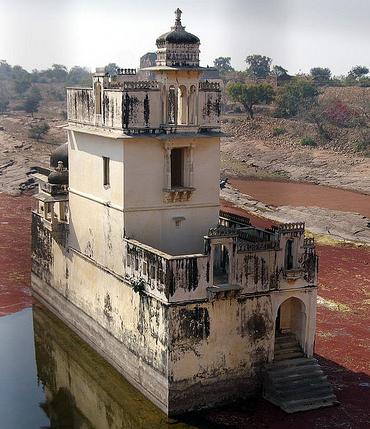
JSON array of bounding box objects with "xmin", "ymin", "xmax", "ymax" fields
[{"xmin": 0, "ymin": 193, "xmax": 35, "ymax": 316}]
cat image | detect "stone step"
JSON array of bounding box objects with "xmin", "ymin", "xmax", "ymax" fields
[
  {"xmin": 282, "ymin": 393, "xmax": 339, "ymax": 411},
  {"xmin": 279, "ymin": 385, "xmax": 333, "ymax": 401},
  {"xmin": 269, "ymin": 367, "xmax": 325, "ymax": 382},
  {"xmin": 274, "ymin": 351, "xmax": 304, "ymax": 361},
  {"xmin": 263, "ymin": 357, "xmax": 338, "ymax": 413},
  {"xmin": 266, "ymin": 357, "xmax": 318, "ymax": 371},
  {"xmin": 275, "ymin": 340, "xmax": 301, "ymax": 350},
  {"xmin": 270, "ymin": 373, "xmax": 327, "ymax": 387}
]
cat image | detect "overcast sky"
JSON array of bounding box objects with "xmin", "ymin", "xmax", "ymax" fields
[{"xmin": 1, "ymin": 0, "xmax": 369, "ymax": 76}]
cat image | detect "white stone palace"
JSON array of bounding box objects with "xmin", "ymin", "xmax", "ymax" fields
[{"xmin": 31, "ymin": 9, "xmax": 337, "ymax": 415}]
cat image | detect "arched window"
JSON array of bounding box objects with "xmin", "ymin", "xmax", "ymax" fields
[
  {"xmin": 95, "ymin": 83, "xmax": 102, "ymax": 115},
  {"xmin": 285, "ymin": 239, "xmax": 294, "ymax": 270},
  {"xmin": 189, "ymin": 85, "xmax": 196, "ymax": 125}
]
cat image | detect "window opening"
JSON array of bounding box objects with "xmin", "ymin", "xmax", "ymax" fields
[
  {"xmin": 213, "ymin": 244, "xmax": 229, "ymax": 285},
  {"xmin": 103, "ymin": 156, "xmax": 110, "ymax": 186},
  {"xmin": 285, "ymin": 239, "xmax": 294, "ymax": 270},
  {"xmin": 171, "ymin": 148, "xmax": 183, "ymax": 188}
]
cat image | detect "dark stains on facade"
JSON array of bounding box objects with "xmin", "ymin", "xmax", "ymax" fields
[
  {"xmin": 247, "ymin": 313, "xmax": 267, "ymax": 341},
  {"xmin": 104, "ymin": 293, "xmax": 113, "ymax": 321},
  {"xmin": 122, "ymin": 92, "xmax": 140, "ymax": 129},
  {"xmin": 173, "ymin": 306, "xmax": 210, "ymax": 342},
  {"xmin": 31, "ymin": 213, "xmax": 53, "ymax": 282},
  {"xmin": 144, "ymin": 93, "xmax": 150, "ymax": 126},
  {"xmin": 304, "ymin": 249, "xmax": 318, "ymax": 284},
  {"xmin": 202, "ymin": 93, "xmax": 221, "ymax": 119}
]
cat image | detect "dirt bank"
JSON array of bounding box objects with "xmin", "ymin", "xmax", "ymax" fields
[
  {"xmin": 221, "ymin": 135, "xmax": 370, "ymax": 195},
  {"xmin": 221, "ymin": 182, "xmax": 370, "ymax": 245}
]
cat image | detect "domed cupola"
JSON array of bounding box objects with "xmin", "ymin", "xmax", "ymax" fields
[
  {"xmin": 50, "ymin": 142, "xmax": 68, "ymax": 169},
  {"xmin": 155, "ymin": 8, "xmax": 200, "ymax": 68}
]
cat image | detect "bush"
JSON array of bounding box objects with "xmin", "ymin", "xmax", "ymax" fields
[
  {"xmin": 222, "ymin": 118, "xmax": 229, "ymax": 123},
  {"xmin": 230, "ymin": 118, "xmax": 235, "ymax": 124},
  {"xmin": 234, "ymin": 106, "xmax": 242, "ymax": 113},
  {"xmin": 29, "ymin": 122, "xmax": 50, "ymax": 141},
  {"xmin": 61, "ymin": 110, "xmax": 67, "ymax": 120},
  {"xmin": 354, "ymin": 141, "xmax": 370, "ymax": 154},
  {"xmin": 301, "ymin": 136, "xmax": 317, "ymax": 147},
  {"xmin": 325, "ymin": 101, "xmax": 358, "ymax": 127},
  {"xmin": 13, "ymin": 104, "xmax": 24, "ymax": 111},
  {"xmin": 272, "ymin": 127, "xmax": 286, "ymax": 136}
]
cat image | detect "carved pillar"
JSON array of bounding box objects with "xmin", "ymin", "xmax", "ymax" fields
[
  {"xmin": 165, "ymin": 147, "xmax": 171, "ymax": 189},
  {"xmin": 189, "ymin": 143, "xmax": 195, "ymax": 188}
]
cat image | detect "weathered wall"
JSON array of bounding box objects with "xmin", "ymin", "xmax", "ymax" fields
[
  {"xmin": 123, "ymin": 136, "xmax": 220, "ymax": 255},
  {"xmin": 32, "ymin": 214, "xmax": 170, "ymax": 413},
  {"xmin": 168, "ymin": 295, "xmax": 274, "ymax": 413}
]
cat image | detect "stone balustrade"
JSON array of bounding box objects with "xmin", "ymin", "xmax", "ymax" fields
[
  {"xmin": 219, "ymin": 210, "xmax": 251, "ymax": 226},
  {"xmin": 207, "ymin": 226, "xmax": 237, "ymax": 237},
  {"xmin": 278, "ymin": 222, "xmax": 305, "ymax": 234}
]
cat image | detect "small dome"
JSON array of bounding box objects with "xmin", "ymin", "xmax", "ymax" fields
[
  {"xmin": 50, "ymin": 143, "xmax": 68, "ymax": 169},
  {"xmin": 156, "ymin": 29, "xmax": 200, "ymax": 45},
  {"xmin": 156, "ymin": 8, "xmax": 200, "ymax": 46},
  {"xmin": 48, "ymin": 169, "xmax": 68, "ymax": 185}
]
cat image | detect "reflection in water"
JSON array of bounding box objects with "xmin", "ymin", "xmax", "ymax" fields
[
  {"xmin": 33, "ymin": 306, "xmax": 220, "ymax": 429},
  {"xmin": 0, "ymin": 309, "xmax": 49, "ymax": 429}
]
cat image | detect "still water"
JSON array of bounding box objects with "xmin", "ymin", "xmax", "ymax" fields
[{"xmin": 0, "ymin": 305, "xmax": 224, "ymax": 429}]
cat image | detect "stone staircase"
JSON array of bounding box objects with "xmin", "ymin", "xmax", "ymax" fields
[
  {"xmin": 263, "ymin": 333, "xmax": 339, "ymax": 413},
  {"xmin": 274, "ymin": 332, "xmax": 304, "ymax": 361}
]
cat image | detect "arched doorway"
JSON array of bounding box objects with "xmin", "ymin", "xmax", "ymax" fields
[{"xmin": 275, "ymin": 297, "xmax": 306, "ymax": 350}]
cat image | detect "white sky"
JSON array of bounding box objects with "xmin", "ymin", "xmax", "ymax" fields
[{"xmin": 0, "ymin": 0, "xmax": 369, "ymax": 76}]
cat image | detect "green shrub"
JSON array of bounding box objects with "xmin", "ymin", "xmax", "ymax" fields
[
  {"xmin": 301, "ymin": 136, "xmax": 317, "ymax": 147},
  {"xmin": 13, "ymin": 104, "xmax": 24, "ymax": 111},
  {"xmin": 234, "ymin": 106, "xmax": 242, "ymax": 113},
  {"xmin": 29, "ymin": 122, "xmax": 50, "ymax": 141},
  {"xmin": 230, "ymin": 118, "xmax": 235, "ymax": 124},
  {"xmin": 222, "ymin": 118, "xmax": 229, "ymax": 123},
  {"xmin": 354, "ymin": 141, "xmax": 370, "ymax": 153},
  {"xmin": 272, "ymin": 126, "xmax": 286, "ymax": 136}
]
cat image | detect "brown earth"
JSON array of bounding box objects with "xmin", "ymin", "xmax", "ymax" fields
[{"xmin": 0, "ymin": 83, "xmax": 67, "ymax": 195}]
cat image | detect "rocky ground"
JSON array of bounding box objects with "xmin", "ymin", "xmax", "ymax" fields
[
  {"xmin": 221, "ymin": 183, "xmax": 370, "ymax": 245},
  {"xmin": 221, "ymin": 122, "xmax": 370, "ymax": 196},
  {"xmin": 0, "ymin": 85, "xmax": 66, "ymax": 195}
]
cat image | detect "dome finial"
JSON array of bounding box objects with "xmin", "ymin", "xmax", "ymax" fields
[{"xmin": 174, "ymin": 8, "xmax": 182, "ymax": 28}]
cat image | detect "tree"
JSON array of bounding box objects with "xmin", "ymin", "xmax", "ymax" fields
[
  {"xmin": 272, "ymin": 65, "xmax": 288, "ymax": 76},
  {"xmin": 227, "ymin": 83, "xmax": 275, "ymax": 119},
  {"xmin": 310, "ymin": 67, "xmax": 331, "ymax": 84},
  {"xmin": 12, "ymin": 76, "xmax": 31, "ymax": 95},
  {"xmin": 0, "ymin": 89, "xmax": 9, "ymax": 113},
  {"xmin": 24, "ymin": 86, "xmax": 42, "ymax": 117},
  {"xmin": 29, "ymin": 122, "xmax": 50, "ymax": 141},
  {"xmin": 274, "ymin": 80, "xmax": 319, "ymax": 118},
  {"xmin": 67, "ymin": 66, "xmax": 91, "ymax": 85},
  {"xmin": 105, "ymin": 63, "xmax": 120, "ymax": 75},
  {"xmin": 51, "ymin": 64, "xmax": 68, "ymax": 82},
  {"xmin": 0, "ymin": 60, "xmax": 12, "ymax": 80},
  {"xmin": 348, "ymin": 65, "xmax": 369, "ymax": 80},
  {"xmin": 245, "ymin": 54, "xmax": 272, "ymax": 79},
  {"xmin": 213, "ymin": 57, "xmax": 234, "ymax": 74}
]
